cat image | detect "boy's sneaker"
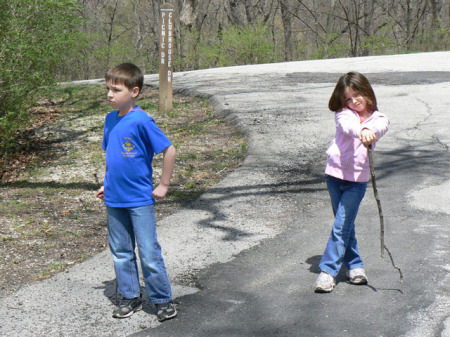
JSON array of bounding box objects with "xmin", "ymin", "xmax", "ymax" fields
[
  {"xmin": 314, "ymin": 272, "xmax": 336, "ymax": 293},
  {"xmin": 155, "ymin": 301, "xmax": 178, "ymax": 322},
  {"xmin": 112, "ymin": 295, "xmax": 143, "ymax": 318},
  {"xmin": 347, "ymin": 268, "xmax": 368, "ymax": 285}
]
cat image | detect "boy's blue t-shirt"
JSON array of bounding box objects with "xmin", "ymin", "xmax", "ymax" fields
[{"xmin": 102, "ymin": 106, "xmax": 172, "ymax": 207}]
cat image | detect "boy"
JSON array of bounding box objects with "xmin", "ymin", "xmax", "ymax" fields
[{"xmin": 96, "ymin": 63, "xmax": 177, "ymax": 322}]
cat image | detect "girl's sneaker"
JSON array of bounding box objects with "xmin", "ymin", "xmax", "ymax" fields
[
  {"xmin": 347, "ymin": 268, "xmax": 368, "ymax": 285},
  {"xmin": 155, "ymin": 301, "xmax": 178, "ymax": 322},
  {"xmin": 314, "ymin": 272, "xmax": 336, "ymax": 293}
]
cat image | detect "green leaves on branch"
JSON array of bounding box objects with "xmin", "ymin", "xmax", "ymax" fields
[
  {"xmin": 180, "ymin": 23, "xmax": 280, "ymax": 70},
  {"xmin": 0, "ymin": 0, "xmax": 83, "ymax": 157}
]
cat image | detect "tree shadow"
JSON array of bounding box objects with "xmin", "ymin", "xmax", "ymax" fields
[
  {"xmin": 178, "ymin": 139, "xmax": 448, "ymax": 242},
  {"xmin": 2, "ymin": 139, "xmax": 448, "ymax": 245},
  {"xmin": 1, "ymin": 180, "xmax": 98, "ymax": 190},
  {"xmin": 182, "ymin": 169, "xmax": 327, "ymax": 241},
  {"xmin": 371, "ymin": 141, "xmax": 449, "ymax": 182}
]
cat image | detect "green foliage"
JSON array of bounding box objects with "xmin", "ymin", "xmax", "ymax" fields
[
  {"xmin": 309, "ymin": 33, "xmax": 350, "ymax": 60},
  {"xmin": 217, "ymin": 23, "xmax": 278, "ymax": 66},
  {"xmin": 71, "ymin": 2, "xmax": 159, "ymax": 80},
  {"xmin": 0, "ymin": 0, "xmax": 83, "ymax": 157},
  {"xmin": 180, "ymin": 23, "xmax": 280, "ymax": 70},
  {"xmin": 360, "ymin": 23, "xmax": 399, "ymax": 56},
  {"xmin": 407, "ymin": 23, "xmax": 450, "ymax": 53},
  {"xmin": 310, "ymin": 22, "xmax": 399, "ymax": 59}
]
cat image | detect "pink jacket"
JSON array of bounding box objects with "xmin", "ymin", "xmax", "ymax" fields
[{"xmin": 325, "ymin": 108, "xmax": 390, "ymax": 182}]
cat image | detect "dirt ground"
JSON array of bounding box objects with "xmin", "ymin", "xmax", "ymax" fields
[{"xmin": 0, "ymin": 86, "xmax": 245, "ymax": 299}]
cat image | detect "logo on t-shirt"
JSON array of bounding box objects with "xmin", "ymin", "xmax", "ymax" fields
[{"xmin": 122, "ymin": 138, "xmax": 137, "ymax": 157}]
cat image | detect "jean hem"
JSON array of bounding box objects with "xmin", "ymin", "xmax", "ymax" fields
[
  {"xmin": 319, "ymin": 266, "xmax": 338, "ymax": 278},
  {"xmin": 347, "ymin": 264, "xmax": 364, "ymax": 271},
  {"xmin": 120, "ymin": 293, "xmax": 141, "ymax": 300},
  {"xmin": 150, "ymin": 299, "xmax": 172, "ymax": 304}
]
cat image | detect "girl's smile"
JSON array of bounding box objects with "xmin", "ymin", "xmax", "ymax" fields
[{"xmin": 344, "ymin": 87, "xmax": 368, "ymax": 114}]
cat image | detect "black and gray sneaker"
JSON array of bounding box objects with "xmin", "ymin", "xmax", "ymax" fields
[
  {"xmin": 155, "ymin": 301, "xmax": 178, "ymax": 322},
  {"xmin": 112, "ymin": 295, "xmax": 143, "ymax": 318}
]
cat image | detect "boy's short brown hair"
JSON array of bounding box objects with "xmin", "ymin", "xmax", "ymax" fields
[{"xmin": 105, "ymin": 63, "xmax": 144, "ymax": 94}]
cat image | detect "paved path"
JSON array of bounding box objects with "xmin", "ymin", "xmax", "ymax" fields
[{"xmin": 1, "ymin": 52, "xmax": 449, "ymax": 337}]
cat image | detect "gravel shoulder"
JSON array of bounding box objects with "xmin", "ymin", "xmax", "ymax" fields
[{"xmin": 0, "ymin": 86, "xmax": 246, "ymax": 299}]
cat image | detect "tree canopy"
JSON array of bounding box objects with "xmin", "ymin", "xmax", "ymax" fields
[{"xmin": 0, "ymin": 0, "xmax": 449, "ymax": 162}]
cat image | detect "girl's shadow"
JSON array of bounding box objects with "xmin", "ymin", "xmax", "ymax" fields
[{"xmin": 306, "ymin": 255, "xmax": 375, "ymax": 289}]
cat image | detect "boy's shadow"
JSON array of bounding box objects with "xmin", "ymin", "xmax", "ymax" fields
[{"xmin": 98, "ymin": 279, "xmax": 157, "ymax": 315}]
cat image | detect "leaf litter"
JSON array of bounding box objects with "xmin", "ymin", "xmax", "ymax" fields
[{"xmin": 0, "ymin": 85, "xmax": 246, "ymax": 298}]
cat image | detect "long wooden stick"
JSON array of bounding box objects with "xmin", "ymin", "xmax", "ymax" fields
[
  {"xmin": 368, "ymin": 145, "xmax": 404, "ymax": 291},
  {"xmin": 368, "ymin": 146, "xmax": 385, "ymax": 258}
]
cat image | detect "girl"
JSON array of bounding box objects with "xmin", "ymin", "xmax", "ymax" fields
[{"xmin": 314, "ymin": 72, "xmax": 390, "ymax": 293}]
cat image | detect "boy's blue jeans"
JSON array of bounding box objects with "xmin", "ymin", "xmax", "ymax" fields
[
  {"xmin": 106, "ymin": 205, "xmax": 172, "ymax": 304},
  {"xmin": 319, "ymin": 175, "xmax": 367, "ymax": 278}
]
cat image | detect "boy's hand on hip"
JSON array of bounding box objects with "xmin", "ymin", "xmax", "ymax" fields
[
  {"xmin": 96, "ymin": 186, "xmax": 105, "ymax": 200},
  {"xmin": 152, "ymin": 184, "xmax": 169, "ymax": 200}
]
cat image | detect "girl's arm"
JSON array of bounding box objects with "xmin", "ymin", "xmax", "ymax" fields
[
  {"xmin": 335, "ymin": 109, "xmax": 363, "ymax": 138},
  {"xmin": 361, "ymin": 111, "xmax": 390, "ymax": 145},
  {"xmin": 336, "ymin": 109, "xmax": 389, "ymax": 146},
  {"xmin": 152, "ymin": 145, "xmax": 176, "ymax": 200},
  {"xmin": 368, "ymin": 112, "xmax": 390, "ymax": 139}
]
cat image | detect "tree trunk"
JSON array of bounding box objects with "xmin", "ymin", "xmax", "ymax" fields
[
  {"xmin": 362, "ymin": 0, "xmax": 375, "ymax": 56},
  {"xmin": 245, "ymin": 1, "xmax": 256, "ymax": 24},
  {"xmin": 326, "ymin": 0, "xmax": 337, "ymax": 34},
  {"xmin": 280, "ymin": 0, "xmax": 294, "ymax": 61},
  {"xmin": 405, "ymin": 0, "xmax": 412, "ymax": 50},
  {"xmin": 180, "ymin": 0, "xmax": 196, "ymax": 29},
  {"xmin": 152, "ymin": 0, "xmax": 161, "ymax": 56},
  {"xmin": 225, "ymin": 0, "xmax": 243, "ymax": 25}
]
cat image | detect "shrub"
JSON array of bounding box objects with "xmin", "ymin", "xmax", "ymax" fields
[
  {"xmin": 179, "ymin": 23, "xmax": 279, "ymax": 70},
  {"xmin": 0, "ymin": 0, "xmax": 83, "ymax": 159}
]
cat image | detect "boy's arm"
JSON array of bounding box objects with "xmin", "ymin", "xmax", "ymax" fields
[{"xmin": 152, "ymin": 145, "xmax": 176, "ymax": 200}]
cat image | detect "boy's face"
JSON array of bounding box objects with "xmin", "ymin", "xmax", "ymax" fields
[{"xmin": 106, "ymin": 81, "xmax": 139, "ymax": 114}]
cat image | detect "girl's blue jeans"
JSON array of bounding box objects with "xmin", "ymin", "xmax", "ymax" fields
[
  {"xmin": 106, "ymin": 205, "xmax": 172, "ymax": 304},
  {"xmin": 319, "ymin": 175, "xmax": 367, "ymax": 278}
]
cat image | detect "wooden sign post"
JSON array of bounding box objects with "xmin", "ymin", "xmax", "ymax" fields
[{"xmin": 159, "ymin": 3, "xmax": 174, "ymax": 112}]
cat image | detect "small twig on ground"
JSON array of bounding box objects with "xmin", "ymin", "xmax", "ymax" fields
[
  {"xmin": 93, "ymin": 172, "xmax": 100, "ymax": 187},
  {"xmin": 368, "ymin": 145, "xmax": 404, "ymax": 293}
]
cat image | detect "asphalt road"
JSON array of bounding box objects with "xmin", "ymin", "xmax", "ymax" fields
[
  {"xmin": 135, "ymin": 53, "xmax": 450, "ymax": 337},
  {"xmin": 1, "ymin": 52, "xmax": 448, "ymax": 337}
]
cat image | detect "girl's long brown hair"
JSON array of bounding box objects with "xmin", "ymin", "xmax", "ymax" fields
[{"xmin": 328, "ymin": 72, "xmax": 377, "ymax": 113}]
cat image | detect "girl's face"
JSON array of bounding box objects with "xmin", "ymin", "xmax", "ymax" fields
[{"xmin": 344, "ymin": 86, "xmax": 369, "ymax": 114}]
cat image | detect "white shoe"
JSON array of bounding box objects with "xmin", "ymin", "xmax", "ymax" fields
[
  {"xmin": 347, "ymin": 268, "xmax": 368, "ymax": 285},
  {"xmin": 314, "ymin": 272, "xmax": 336, "ymax": 293}
]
